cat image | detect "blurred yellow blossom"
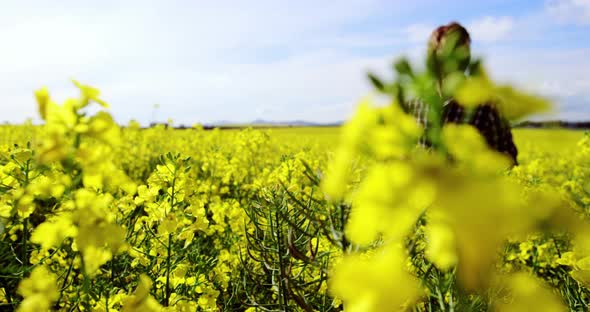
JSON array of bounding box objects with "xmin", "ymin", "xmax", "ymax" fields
[
  {"xmin": 16, "ymin": 266, "xmax": 59, "ymax": 312},
  {"xmin": 454, "ymin": 69, "xmax": 551, "ymax": 120},
  {"xmin": 122, "ymin": 275, "xmax": 163, "ymax": 312},
  {"xmin": 494, "ymin": 273, "xmax": 566, "ymax": 312},
  {"xmin": 330, "ymin": 245, "xmax": 422, "ymax": 311}
]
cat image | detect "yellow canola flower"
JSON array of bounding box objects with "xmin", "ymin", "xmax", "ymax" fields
[
  {"xmin": 27, "ymin": 174, "xmax": 67, "ymax": 199},
  {"xmin": 425, "ymin": 213, "xmax": 457, "ymax": 270},
  {"xmin": 72, "ymin": 79, "xmax": 109, "ymax": 108},
  {"xmin": 0, "ymin": 287, "xmax": 6, "ymax": 304},
  {"xmin": 34, "ymin": 81, "xmax": 119, "ymax": 165},
  {"xmin": 321, "ymin": 99, "xmax": 380, "ymax": 200},
  {"xmin": 36, "ymin": 129, "xmax": 69, "ymax": 164},
  {"xmin": 330, "ymin": 245, "xmax": 422, "ymax": 311},
  {"xmin": 554, "ymin": 251, "xmax": 576, "ymax": 267},
  {"xmin": 321, "ymin": 146, "xmax": 355, "ymax": 201},
  {"xmin": 93, "ymin": 292, "xmax": 128, "ymax": 312},
  {"xmin": 16, "ymin": 194, "xmax": 35, "ymax": 218},
  {"xmin": 0, "ymin": 162, "xmax": 19, "ymax": 189},
  {"xmin": 86, "ymin": 111, "xmax": 122, "ymax": 146},
  {"xmin": 196, "ymin": 285, "xmax": 220, "ymax": 311},
  {"xmin": 158, "ymin": 213, "xmax": 179, "ymax": 236},
  {"xmin": 566, "ymin": 250, "xmax": 590, "ymax": 287},
  {"xmin": 34, "ymin": 87, "xmax": 50, "ymax": 120},
  {"xmin": 135, "ymin": 185, "xmax": 161, "ymax": 205},
  {"xmin": 433, "ymin": 174, "xmax": 532, "ymax": 290},
  {"xmin": 322, "ymin": 97, "xmax": 421, "ymax": 200},
  {"xmin": 122, "ymin": 275, "xmax": 164, "ymax": 312},
  {"xmin": 346, "ymin": 161, "xmax": 435, "ymax": 245},
  {"xmin": 31, "ymin": 214, "xmax": 77, "ymax": 250},
  {"xmin": 70, "ymin": 189, "xmax": 127, "ymax": 275},
  {"xmin": 16, "ymin": 266, "xmax": 59, "ymax": 312},
  {"xmin": 493, "ymin": 273, "xmax": 566, "ymax": 312},
  {"xmin": 0, "ymin": 201, "xmax": 11, "ymax": 219},
  {"xmin": 442, "ymin": 124, "xmax": 512, "ymax": 172},
  {"xmin": 76, "ymin": 147, "xmax": 137, "ymax": 194},
  {"xmin": 45, "ymin": 98, "xmax": 78, "ymax": 130},
  {"xmin": 454, "ymin": 69, "xmax": 551, "ymax": 120},
  {"xmin": 82, "ymin": 245, "xmax": 113, "ymax": 276}
]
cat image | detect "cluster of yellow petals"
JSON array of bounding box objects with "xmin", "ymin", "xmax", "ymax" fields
[{"xmin": 323, "ymin": 90, "xmax": 578, "ymax": 311}]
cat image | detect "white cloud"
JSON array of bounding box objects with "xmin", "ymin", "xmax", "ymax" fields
[
  {"xmin": 467, "ymin": 16, "xmax": 514, "ymax": 43},
  {"xmin": 403, "ymin": 24, "xmax": 434, "ymax": 44},
  {"xmin": 0, "ymin": 0, "xmax": 394, "ymax": 124},
  {"xmin": 546, "ymin": 0, "xmax": 590, "ymax": 25},
  {"xmin": 0, "ymin": 0, "xmax": 588, "ymax": 125},
  {"xmin": 479, "ymin": 47, "xmax": 590, "ymax": 120}
]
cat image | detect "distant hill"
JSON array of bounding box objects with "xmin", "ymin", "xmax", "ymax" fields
[
  {"xmin": 155, "ymin": 119, "xmax": 590, "ymax": 130},
  {"xmin": 197, "ymin": 120, "xmax": 343, "ymax": 128},
  {"xmin": 151, "ymin": 120, "xmax": 342, "ymax": 129}
]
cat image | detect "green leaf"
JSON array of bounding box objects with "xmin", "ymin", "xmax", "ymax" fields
[
  {"xmin": 367, "ymin": 72, "xmax": 385, "ymax": 92},
  {"xmin": 442, "ymin": 72, "xmax": 466, "ymax": 98},
  {"xmin": 454, "ymin": 76, "xmax": 494, "ymax": 108},
  {"xmin": 494, "ymin": 85, "xmax": 552, "ymax": 120},
  {"xmin": 394, "ymin": 59, "xmax": 414, "ymax": 77}
]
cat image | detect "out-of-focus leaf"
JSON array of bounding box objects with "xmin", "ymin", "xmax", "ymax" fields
[
  {"xmin": 454, "ymin": 68, "xmax": 552, "ymax": 120},
  {"xmin": 442, "ymin": 72, "xmax": 466, "ymax": 97},
  {"xmin": 494, "ymin": 85, "xmax": 552, "ymax": 120},
  {"xmin": 454, "ymin": 76, "xmax": 494, "ymax": 108},
  {"xmin": 394, "ymin": 59, "xmax": 414, "ymax": 77},
  {"xmin": 367, "ymin": 72, "xmax": 385, "ymax": 92}
]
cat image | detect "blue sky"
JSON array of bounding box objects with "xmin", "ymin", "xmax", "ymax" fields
[{"xmin": 1, "ymin": 0, "xmax": 589, "ymax": 125}]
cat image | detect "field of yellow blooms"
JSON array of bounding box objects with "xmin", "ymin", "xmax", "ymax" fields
[{"xmin": 1, "ymin": 77, "xmax": 590, "ymax": 311}]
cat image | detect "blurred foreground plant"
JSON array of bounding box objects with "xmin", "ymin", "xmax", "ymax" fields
[{"xmin": 323, "ymin": 51, "xmax": 585, "ymax": 311}]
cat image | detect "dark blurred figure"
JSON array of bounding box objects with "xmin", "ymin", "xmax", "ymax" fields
[{"xmin": 406, "ymin": 22, "xmax": 518, "ymax": 165}]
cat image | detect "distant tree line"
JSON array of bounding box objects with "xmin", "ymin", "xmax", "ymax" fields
[
  {"xmin": 142, "ymin": 120, "xmax": 590, "ymax": 130},
  {"xmin": 515, "ymin": 120, "xmax": 590, "ymax": 129}
]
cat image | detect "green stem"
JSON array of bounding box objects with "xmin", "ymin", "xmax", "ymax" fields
[
  {"xmin": 164, "ymin": 164, "xmax": 177, "ymax": 306},
  {"xmin": 275, "ymin": 203, "xmax": 290, "ymax": 311},
  {"xmin": 165, "ymin": 233, "xmax": 172, "ymax": 306},
  {"xmin": 55, "ymin": 254, "xmax": 75, "ymax": 309},
  {"xmin": 339, "ymin": 203, "xmax": 349, "ymax": 253},
  {"xmin": 80, "ymin": 255, "xmax": 91, "ymax": 311},
  {"xmin": 21, "ymin": 160, "xmax": 31, "ymax": 273},
  {"xmin": 436, "ymin": 287, "xmax": 446, "ymax": 312},
  {"xmin": 21, "ymin": 218, "xmax": 28, "ymax": 273}
]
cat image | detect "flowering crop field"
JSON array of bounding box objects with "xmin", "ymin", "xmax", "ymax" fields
[{"xmin": 1, "ymin": 81, "xmax": 590, "ymax": 312}]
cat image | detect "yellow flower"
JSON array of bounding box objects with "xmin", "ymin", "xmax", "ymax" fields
[
  {"xmin": 87, "ymin": 111, "xmax": 122, "ymax": 146},
  {"xmin": 454, "ymin": 68, "xmax": 551, "ymax": 120},
  {"xmin": 346, "ymin": 162, "xmax": 435, "ymax": 245},
  {"xmin": 36, "ymin": 130, "xmax": 69, "ymax": 164},
  {"xmin": 196, "ymin": 286, "xmax": 220, "ymax": 311},
  {"xmin": 0, "ymin": 287, "xmax": 7, "ymax": 304},
  {"xmin": 555, "ymin": 251, "xmax": 576, "ymax": 267},
  {"xmin": 442, "ymin": 124, "xmax": 511, "ymax": 172},
  {"xmin": 72, "ymin": 79, "xmax": 109, "ymax": 108},
  {"xmin": 122, "ymin": 275, "xmax": 163, "ymax": 312},
  {"xmin": 494, "ymin": 273, "xmax": 566, "ymax": 312},
  {"xmin": 425, "ymin": 215, "xmax": 457, "ymax": 270},
  {"xmin": 34, "ymin": 87, "xmax": 50, "ymax": 120},
  {"xmin": 16, "ymin": 194, "xmax": 35, "ymax": 218},
  {"xmin": 0, "ymin": 202, "xmax": 11, "ymax": 219},
  {"xmin": 158, "ymin": 213, "xmax": 179, "ymax": 235},
  {"xmin": 433, "ymin": 174, "xmax": 531, "ymax": 290},
  {"xmin": 31, "ymin": 214, "xmax": 77, "ymax": 250},
  {"xmin": 330, "ymin": 245, "xmax": 422, "ymax": 311},
  {"xmin": 16, "ymin": 266, "xmax": 59, "ymax": 312},
  {"xmin": 569, "ymin": 255, "xmax": 590, "ymax": 287},
  {"xmin": 82, "ymin": 245, "xmax": 113, "ymax": 276}
]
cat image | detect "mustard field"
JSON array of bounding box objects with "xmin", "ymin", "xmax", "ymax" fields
[{"xmin": 1, "ymin": 82, "xmax": 590, "ymax": 312}]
